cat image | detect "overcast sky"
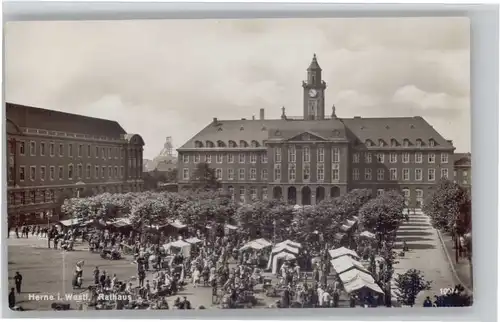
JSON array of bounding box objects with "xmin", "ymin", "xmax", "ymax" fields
[{"xmin": 5, "ymin": 18, "xmax": 470, "ymax": 159}]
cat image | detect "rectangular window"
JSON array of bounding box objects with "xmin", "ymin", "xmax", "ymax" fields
[
  {"xmin": 48, "ymin": 143, "xmax": 55, "ymax": 157},
  {"xmin": 68, "ymin": 144, "xmax": 73, "ymax": 157},
  {"xmin": 49, "ymin": 166, "xmax": 55, "ymax": 180},
  {"xmin": 58, "ymin": 166, "xmax": 64, "ymax": 180},
  {"xmin": 365, "ymin": 153, "xmax": 372, "ymax": 164},
  {"xmin": 216, "ymin": 168, "xmax": 222, "ymax": 179},
  {"xmin": 377, "ymin": 189, "xmax": 385, "ymax": 196},
  {"xmin": 30, "ymin": 141, "xmax": 36, "ymax": 156},
  {"xmin": 364, "ymin": 168, "xmax": 372, "ymax": 180},
  {"xmin": 415, "ymin": 168, "xmax": 423, "ymax": 181},
  {"xmin": 206, "ymin": 155, "xmax": 212, "ymax": 163},
  {"xmin": 441, "ymin": 168, "xmax": 449, "ymax": 179},
  {"xmin": 390, "ymin": 168, "xmax": 397, "ymax": 180},
  {"xmin": 441, "ymin": 153, "xmax": 449, "ymax": 164},
  {"xmin": 262, "ymin": 169, "xmax": 268, "ymax": 180},
  {"xmin": 101, "ymin": 166, "xmax": 105, "ymax": 179},
  {"xmin": 115, "ymin": 147, "xmax": 119, "ymax": 159},
  {"xmin": 353, "ymin": 153, "xmax": 360, "ymax": 163},
  {"xmin": 389, "ymin": 153, "xmax": 397, "ymax": 163},
  {"xmin": 332, "ymin": 164, "xmax": 339, "ymax": 182},
  {"xmin": 377, "ymin": 168, "xmax": 384, "ymax": 181},
  {"xmin": 78, "ymin": 144, "xmax": 83, "ymax": 157},
  {"xmin": 182, "ymin": 168, "xmax": 189, "ymax": 180},
  {"xmin": 29, "ymin": 166, "xmax": 36, "ymax": 181},
  {"xmin": 87, "ymin": 165, "xmax": 92, "ymax": 178},
  {"xmin": 87, "ymin": 145, "xmax": 92, "ymax": 158},
  {"xmin": 317, "ymin": 164, "xmax": 325, "ymax": 181},
  {"xmin": 108, "ymin": 147, "xmax": 112, "ymax": 159},
  {"xmin": 40, "ymin": 142, "xmax": 46, "ymax": 156},
  {"xmin": 239, "ymin": 153, "xmax": 245, "ymax": 164},
  {"xmin": 182, "ymin": 154, "xmax": 189, "ymax": 163},
  {"xmin": 228, "ymin": 168, "xmax": 234, "ymax": 180},
  {"xmin": 332, "ymin": 148, "xmax": 340, "ymax": 163},
  {"xmin": 216, "ymin": 154, "xmax": 224, "ymax": 163},
  {"xmin": 352, "ymin": 168, "xmax": 359, "ymax": 180},
  {"xmin": 19, "ymin": 141, "xmax": 26, "ymax": 155},
  {"xmin": 19, "ymin": 166, "xmax": 26, "ymax": 181},
  {"xmin": 289, "ymin": 164, "xmax": 296, "ymax": 181},
  {"xmin": 262, "ymin": 187, "xmax": 268, "ymax": 200},
  {"xmin": 108, "ymin": 166, "xmax": 112, "ymax": 178},
  {"xmin": 317, "ymin": 147, "xmax": 325, "ymax": 163},
  {"xmin": 428, "ymin": 169, "xmax": 436, "ymax": 181},
  {"xmin": 120, "ymin": 166, "xmax": 124, "ymax": 178},
  {"xmin": 428, "ymin": 153, "xmax": 435, "ymax": 163},
  {"xmin": 239, "ymin": 187, "xmax": 245, "ymax": 203},
  {"xmin": 78, "ymin": 164, "xmax": 83, "ymax": 178},
  {"xmin": 8, "ymin": 166, "xmax": 14, "ymax": 181},
  {"xmin": 40, "ymin": 166, "xmax": 46, "ymax": 181},
  {"xmin": 69, "ymin": 165, "xmax": 74, "ymax": 180},
  {"xmin": 288, "ymin": 146, "xmax": 296, "ymax": 163},
  {"xmin": 194, "ymin": 154, "xmax": 200, "ymax": 163},
  {"xmin": 250, "ymin": 153, "xmax": 257, "ymax": 164},
  {"xmin": 414, "ymin": 152, "xmax": 422, "ymax": 164},
  {"xmin": 303, "ymin": 147, "xmax": 311, "ymax": 163},
  {"xmin": 275, "ymin": 148, "xmax": 282, "ymax": 163},
  {"xmin": 228, "ymin": 154, "xmax": 234, "ymax": 163},
  {"xmin": 303, "ymin": 164, "xmax": 311, "ymax": 180},
  {"xmin": 261, "ymin": 154, "xmax": 268, "ymax": 164},
  {"xmin": 274, "ymin": 164, "xmax": 281, "ymax": 181},
  {"xmin": 239, "ymin": 168, "xmax": 245, "ymax": 180},
  {"xmin": 101, "ymin": 147, "xmax": 106, "ymax": 159},
  {"xmin": 95, "ymin": 166, "xmax": 100, "ymax": 179},
  {"xmin": 376, "ymin": 153, "xmax": 384, "ymax": 163},
  {"xmin": 250, "ymin": 168, "xmax": 257, "ymax": 180},
  {"xmin": 95, "ymin": 146, "xmax": 99, "ymax": 158},
  {"xmin": 403, "ymin": 168, "xmax": 410, "ymax": 181},
  {"xmin": 403, "ymin": 153, "xmax": 410, "ymax": 164},
  {"xmin": 250, "ymin": 187, "xmax": 257, "ymax": 201}
]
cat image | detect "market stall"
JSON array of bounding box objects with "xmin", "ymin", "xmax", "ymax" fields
[
  {"xmin": 330, "ymin": 256, "xmax": 370, "ymax": 275},
  {"xmin": 328, "ymin": 246, "xmax": 360, "ymax": 260},
  {"xmin": 266, "ymin": 242, "xmax": 301, "ymax": 274},
  {"xmin": 239, "ymin": 238, "xmax": 272, "ymax": 252},
  {"xmin": 163, "ymin": 239, "xmax": 191, "ymax": 257}
]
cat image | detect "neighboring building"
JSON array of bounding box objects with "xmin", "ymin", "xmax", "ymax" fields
[
  {"xmin": 453, "ymin": 152, "xmax": 471, "ymax": 192},
  {"xmin": 6, "ymin": 103, "xmax": 145, "ymax": 226},
  {"xmin": 177, "ymin": 54, "xmax": 456, "ymax": 208},
  {"xmin": 144, "ymin": 136, "xmax": 177, "ymax": 173}
]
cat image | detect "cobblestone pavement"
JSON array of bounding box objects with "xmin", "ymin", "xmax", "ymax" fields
[{"xmin": 392, "ymin": 210, "xmax": 456, "ymax": 305}]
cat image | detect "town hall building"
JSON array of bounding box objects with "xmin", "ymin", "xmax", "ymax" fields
[{"xmin": 177, "ymin": 55, "xmax": 456, "ymax": 208}]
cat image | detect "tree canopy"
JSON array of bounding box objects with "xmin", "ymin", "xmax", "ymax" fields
[
  {"xmin": 189, "ymin": 162, "xmax": 220, "ymax": 191},
  {"xmin": 394, "ymin": 269, "xmax": 432, "ymax": 307}
]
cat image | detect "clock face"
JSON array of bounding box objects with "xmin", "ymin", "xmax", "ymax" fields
[{"xmin": 308, "ymin": 89, "xmax": 317, "ymax": 97}]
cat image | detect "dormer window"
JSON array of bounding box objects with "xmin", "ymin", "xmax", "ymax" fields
[
  {"xmin": 239, "ymin": 140, "xmax": 249, "ymax": 147},
  {"xmin": 217, "ymin": 140, "xmax": 226, "ymax": 147},
  {"xmin": 228, "ymin": 140, "xmax": 237, "ymax": 148},
  {"xmin": 240, "ymin": 126, "xmax": 244, "ymax": 131},
  {"xmin": 378, "ymin": 139, "xmax": 385, "ymax": 147},
  {"xmin": 390, "ymin": 139, "xmax": 397, "ymax": 147},
  {"xmin": 403, "ymin": 139, "xmax": 410, "ymax": 147},
  {"xmin": 251, "ymin": 140, "xmax": 259, "ymax": 148},
  {"xmin": 410, "ymin": 124, "xmax": 415, "ymax": 129},
  {"xmin": 416, "ymin": 139, "xmax": 422, "ymax": 147},
  {"xmin": 206, "ymin": 141, "xmax": 215, "ymax": 148},
  {"xmin": 365, "ymin": 139, "xmax": 373, "ymax": 147},
  {"xmin": 194, "ymin": 140, "xmax": 204, "ymax": 148},
  {"xmin": 429, "ymin": 139, "xmax": 436, "ymax": 147}
]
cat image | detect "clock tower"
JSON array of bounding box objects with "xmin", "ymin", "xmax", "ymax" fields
[{"xmin": 302, "ymin": 54, "xmax": 327, "ymax": 120}]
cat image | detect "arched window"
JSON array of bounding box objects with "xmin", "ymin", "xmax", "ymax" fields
[
  {"xmin": 228, "ymin": 140, "xmax": 237, "ymax": 148},
  {"xmin": 378, "ymin": 139, "xmax": 385, "ymax": 147},
  {"xmin": 365, "ymin": 139, "xmax": 373, "ymax": 147},
  {"xmin": 239, "ymin": 140, "xmax": 249, "ymax": 147},
  {"xmin": 403, "ymin": 139, "xmax": 410, "ymax": 147},
  {"xmin": 416, "ymin": 139, "xmax": 423, "ymax": 147},
  {"xmin": 217, "ymin": 140, "xmax": 226, "ymax": 147},
  {"xmin": 206, "ymin": 141, "xmax": 215, "ymax": 148},
  {"xmin": 251, "ymin": 140, "xmax": 260, "ymax": 148},
  {"xmin": 194, "ymin": 140, "xmax": 204, "ymax": 148},
  {"xmin": 390, "ymin": 138, "xmax": 398, "ymax": 147}
]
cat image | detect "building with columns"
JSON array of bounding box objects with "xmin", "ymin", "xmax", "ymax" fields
[
  {"xmin": 6, "ymin": 103, "xmax": 145, "ymax": 226},
  {"xmin": 177, "ymin": 55, "xmax": 457, "ymax": 208}
]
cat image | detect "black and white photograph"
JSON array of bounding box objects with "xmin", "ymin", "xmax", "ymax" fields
[{"xmin": 4, "ymin": 17, "xmax": 472, "ymax": 311}]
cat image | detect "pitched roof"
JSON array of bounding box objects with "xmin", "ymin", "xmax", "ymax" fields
[
  {"xmin": 454, "ymin": 152, "xmax": 471, "ymax": 166},
  {"xmin": 6, "ymin": 102, "xmax": 127, "ymax": 138},
  {"xmin": 178, "ymin": 118, "xmax": 347, "ymax": 149},
  {"xmin": 308, "ymin": 54, "xmax": 321, "ymax": 70},
  {"xmin": 342, "ymin": 116, "xmax": 454, "ymax": 149}
]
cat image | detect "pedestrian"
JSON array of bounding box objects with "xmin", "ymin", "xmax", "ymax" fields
[
  {"xmin": 15, "ymin": 226, "xmax": 19, "ymax": 238},
  {"xmin": 9, "ymin": 288, "xmax": 16, "ymax": 309},
  {"xmin": 138, "ymin": 270, "xmax": 146, "ymax": 287},
  {"xmin": 423, "ymin": 296, "xmax": 433, "ymax": 307},
  {"xmin": 14, "ymin": 272, "xmax": 23, "ymax": 294},
  {"xmin": 93, "ymin": 267, "xmax": 100, "ymax": 285}
]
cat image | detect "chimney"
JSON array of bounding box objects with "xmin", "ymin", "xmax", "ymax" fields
[
  {"xmin": 241, "ymin": 118, "xmax": 246, "ymax": 120},
  {"xmin": 260, "ymin": 108, "xmax": 265, "ymax": 120},
  {"xmin": 252, "ymin": 115, "xmax": 255, "ymax": 120},
  {"xmin": 213, "ymin": 117, "xmax": 218, "ymax": 124}
]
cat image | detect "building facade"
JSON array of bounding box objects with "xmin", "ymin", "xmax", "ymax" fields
[
  {"xmin": 6, "ymin": 103, "xmax": 145, "ymax": 226},
  {"xmin": 453, "ymin": 153, "xmax": 471, "ymax": 193},
  {"xmin": 177, "ymin": 55, "xmax": 457, "ymax": 208}
]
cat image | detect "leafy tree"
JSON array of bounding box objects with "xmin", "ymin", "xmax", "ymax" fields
[
  {"xmin": 423, "ymin": 179, "xmax": 471, "ymax": 234},
  {"xmin": 359, "ymin": 193, "xmax": 404, "ymax": 247},
  {"xmin": 394, "ymin": 269, "xmax": 432, "ymax": 307},
  {"xmin": 189, "ymin": 162, "xmax": 220, "ymax": 191}
]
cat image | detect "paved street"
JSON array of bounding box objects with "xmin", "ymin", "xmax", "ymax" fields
[{"xmin": 392, "ymin": 209, "xmax": 455, "ymax": 305}]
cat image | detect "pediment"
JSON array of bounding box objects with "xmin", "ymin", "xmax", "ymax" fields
[{"xmin": 287, "ymin": 131, "xmax": 328, "ymax": 142}]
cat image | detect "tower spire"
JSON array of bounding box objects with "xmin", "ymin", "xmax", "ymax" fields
[{"xmin": 308, "ymin": 53, "xmax": 321, "ymax": 70}]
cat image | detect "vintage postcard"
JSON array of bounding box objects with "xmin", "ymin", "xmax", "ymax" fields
[{"xmin": 4, "ymin": 17, "xmax": 471, "ymax": 311}]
